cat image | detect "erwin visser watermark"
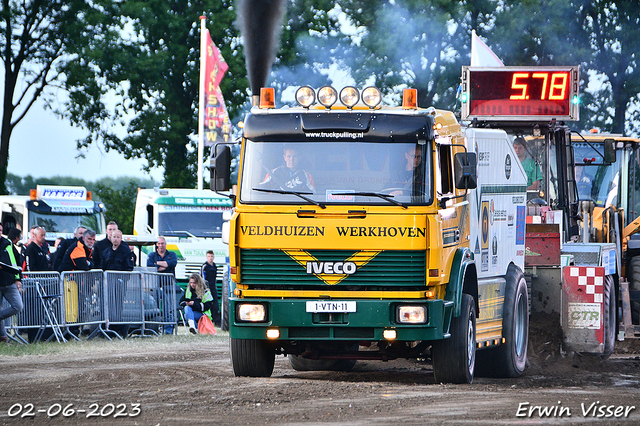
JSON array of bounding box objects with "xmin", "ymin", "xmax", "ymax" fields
[{"xmin": 516, "ymin": 401, "xmax": 635, "ymax": 418}]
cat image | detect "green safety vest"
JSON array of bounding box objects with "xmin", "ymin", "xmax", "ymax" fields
[
  {"xmin": 185, "ymin": 287, "xmax": 213, "ymax": 320},
  {"xmin": 5, "ymin": 243, "xmax": 20, "ymax": 280}
]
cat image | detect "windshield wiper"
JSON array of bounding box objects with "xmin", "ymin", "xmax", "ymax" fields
[
  {"xmin": 253, "ymin": 188, "xmax": 326, "ymax": 209},
  {"xmin": 162, "ymin": 230, "xmax": 198, "ymax": 239},
  {"xmin": 330, "ymin": 191, "xmax": 407, "ymax": 209}
]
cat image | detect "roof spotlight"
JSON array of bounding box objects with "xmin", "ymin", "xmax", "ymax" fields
[
  {"xmin": 362, "ymin": 87, "xmax": 382, "ymax": 108},
  {"xmin": 295, "ymin": 86, "xmax": 316, "ymax": 108},
  {"xmin": 317, "ymin": 86, "xmax": 338, "ymax": 108},
  {"xmin": 340, "ymin": 86, "xmax": 360, "ymax": 108}
]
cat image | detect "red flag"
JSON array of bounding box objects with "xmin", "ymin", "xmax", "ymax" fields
[{"xmin": 203, "ymin": 30, "xmax": 231, "ymax": 146}]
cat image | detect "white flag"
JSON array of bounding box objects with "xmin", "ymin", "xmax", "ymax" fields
[{"xmin": 470, "ymin": 30, "xmax": 504, "ymax": 67}]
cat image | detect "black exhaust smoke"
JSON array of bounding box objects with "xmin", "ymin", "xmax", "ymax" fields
[{"xmin": 236, "ymin": 0, "xmax": 287, "ymax": 97}]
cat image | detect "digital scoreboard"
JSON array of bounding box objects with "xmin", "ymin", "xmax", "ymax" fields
[{"xmin": 460, "ymin": 66, "xmax": 580, "ymax": 121}]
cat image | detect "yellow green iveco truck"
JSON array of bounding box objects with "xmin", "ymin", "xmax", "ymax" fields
[{"xmin": 211, "ymin": 86, "xmax": 529, "ymax": 383}]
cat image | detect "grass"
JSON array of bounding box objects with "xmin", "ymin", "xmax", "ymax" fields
[{"xmin": 0, "ymin": 329, "xmax": 229, "ymax": 357}]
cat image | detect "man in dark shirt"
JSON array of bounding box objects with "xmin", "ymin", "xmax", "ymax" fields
[
  {"xmin": 147, "ymin": 236, "xmax": 178, "ymax": 334},
  {"xmin": 24, "ymin": 226, "xmax": 50, "ymax": 271},
  {"xmin": 92, "ymin": 221, "xmax": 118, "ymax": 271},
  {"xmin": 100, "ymin": 230, "xmax": 133, "ymax": 271},
  {"xmin": 59, "ymin": 229, "xmax": 96, "ymax": 271},
  {"xmin": 54, "ymin": 226, "xmax": 85, "ymax": 272},
  {"xmin": 201, "ymin": 250, "xmax": 220, "ymax": 326},
  {"xmin": 0, "ymin": 223, "xmax": 23, "ymax": 343},
  {"xmin": 146, "ymin": 236, "xmax": 177, "ymax": 275}
]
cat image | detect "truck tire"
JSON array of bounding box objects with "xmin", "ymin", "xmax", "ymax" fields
[
  {"xmin": 602, "ymin": 274, "xmax": 616, "ymax": 358},
  {"xmin": 492, "ymin": 264, "xmax": 529, "ymax": 377},
  {"xmin": 230, "ymin": 338, "xmax": 275, "ymax": 377},
  {"xmin": 629, "ymin": 256, "xmax": 640, "ymax": 324},
  {"xmin": 432, "ymin": 294, "xmax": 476, "ymax": 384}
]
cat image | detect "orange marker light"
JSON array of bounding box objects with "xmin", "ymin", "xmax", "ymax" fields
[
  {"xmin": 402, "ymin": 89, "xmax": 417, "ymax": 109},
  {"xmin": 260, "ymin": 87, "xmax": 275, "ymax": 109}
]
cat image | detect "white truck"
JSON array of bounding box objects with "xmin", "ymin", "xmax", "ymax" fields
[
  {"xmin": 0, "ymin": 185, "xmax": 106, "ymax": 245},
  {"xmin": 133, "ymin": 188, "xmax": 232, "ymax": 289}
]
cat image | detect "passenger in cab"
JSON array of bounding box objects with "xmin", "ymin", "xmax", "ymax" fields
[{"xmin": 390, "ymin": 144, "xmax": 426, "ymax": 197}]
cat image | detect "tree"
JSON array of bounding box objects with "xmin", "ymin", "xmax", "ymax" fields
[
  {"xmin": 94, "ymin": 180, "xmax": 139, "ymax": 234},
  {"xmin": 491, "ymin": 0, "xmax": 640, "ymax": 135},
  {"xmin": 60, "ymin": 0, "xmax": 248, "ymax": 188},
  {"xmin": 582, "ymin": 0, "xmax": 640, "ymax": 135},
  {"xmin": 335, "ymin": 0, "xmax": 498, "ymax": 110},
  {"xmin": 268, "ymin": 0, "xmax": 346, "ymax": 103},
  {"xmin": 0, "ymin": 0, "xmax": 119, "ymax": 195}
]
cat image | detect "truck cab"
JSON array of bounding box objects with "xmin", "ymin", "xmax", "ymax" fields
[
  {"xmin": 213, "ymin": 86, "xmax": 529, "ymax": 383},
  {"xmin": 0, "ymin": 185, "xmax": 106, "ymax": 245}
]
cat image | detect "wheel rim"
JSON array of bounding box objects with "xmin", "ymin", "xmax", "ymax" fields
[
  {"xmin": 467, "ymin": 317, "xmax": 475, "ymax": 370},
  {"xmin": 514, "ymin": 291, "xmax": 527, "ymax": 357}
]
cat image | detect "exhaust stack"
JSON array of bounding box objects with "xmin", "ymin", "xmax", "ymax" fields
[{"xmin": 236, "ymin": 0, "xmax": 287, "ymax": 97}]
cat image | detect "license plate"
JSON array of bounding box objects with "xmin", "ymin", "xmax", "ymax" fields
[{"xmin": 306, "ymin": 301, "xmax": 356, "ymax": 313}]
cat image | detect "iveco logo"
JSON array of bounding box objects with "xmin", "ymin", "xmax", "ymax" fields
[{"xmin": 306, "ymin": 261, "xmax": 357, "ymax": 275}]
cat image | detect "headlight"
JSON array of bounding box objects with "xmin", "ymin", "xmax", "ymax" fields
[
  {"xmin": 318, "ymin": 86, "xmax": 338, "ymax": 108},
  {"xmin": 339, "ymin": 86, "xmax": 360, "ymax": 108},
  {"xmin": 397, "ymin": 305, "xmax": 427, "ymax": 324},
  {"xmin": 362, "ymin": 86, "xmax": 382, "ymax": 108},
  {"xmin": 295, "ymin": 86, "xmax": 316, "ymax": 108},
  {"xmin": 237, "ymin": 304, "xmax": 267, "ymax": 322}
]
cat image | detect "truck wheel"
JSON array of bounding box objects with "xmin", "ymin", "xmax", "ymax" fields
[
  {"xmin": 230, "ymin": 338, "xmax": 275, "ymax": 377},
  {"xmin": 602, "ymin": 274, "xmax": 616, "ymax": 358},
  {"xmin": 629, "ymin": 256, "xmax": 640, "ymax": 323},
  {"xmin": 432, "ymin": 294, "xmax": 476, "ymax": 384},
  {"xmin": 492, "ymin": 264, "xmax": 529, "ymax": 377}
]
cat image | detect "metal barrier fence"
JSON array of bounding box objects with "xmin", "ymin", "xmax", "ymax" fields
[
  {"xmin": 139, "ymin": 272, "xmax": 178, "ymax": 336},
  {"xmin": 1, "ymin": 270, "xmax": 178, "ymax": 343}
]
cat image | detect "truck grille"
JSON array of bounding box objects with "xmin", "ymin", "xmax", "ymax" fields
[{"xmin": 240, "ymin": 249, "xmax": 425, "ymax": 288}]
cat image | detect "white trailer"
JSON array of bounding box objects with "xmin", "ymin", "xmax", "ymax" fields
[{"xmin": 133, "ymin": 188, "xmax": 232, "ymax": 286}]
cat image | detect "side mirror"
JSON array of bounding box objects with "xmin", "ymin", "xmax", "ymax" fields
[
  {"xmin": 454, "ymin": 152, "xmax": 478, "ymax": 189},
  {"xmin": 210, "ymin": 145, "xmax": 231, "ymax": 191},
  {"xmin": 603, "ymin": 138, "xmax": 616, "ymax": 164}
]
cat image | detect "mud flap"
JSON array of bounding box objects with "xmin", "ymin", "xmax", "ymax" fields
[{"xmin": 562, "ymin": 266, "xmax": 606, "ymax": 354}]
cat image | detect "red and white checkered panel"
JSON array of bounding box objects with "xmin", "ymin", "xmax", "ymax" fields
[
  {"xmin": 568, "ymin": 266, "xmax": 604, "ymax": 304},
  {"xmin": 562, "ymin": 266, "xmax": 605, "ymax": 353}
]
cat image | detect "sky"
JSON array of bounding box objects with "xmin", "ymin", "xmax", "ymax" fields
[{"xmin": 6, "ymin": 97, "xmax": 165, "ymax": 183}]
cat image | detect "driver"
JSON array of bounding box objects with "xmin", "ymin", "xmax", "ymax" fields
[
  {"xmin": 513, "ymin": 137, "xmax": 542, "ymax": 190},
  {"xmin": 391, "ymin": 144, "xmax": 425, "ymax": 195},
  {"xmin": 261, "ymin": 145, "xmax": 315, "ymax": 192}
]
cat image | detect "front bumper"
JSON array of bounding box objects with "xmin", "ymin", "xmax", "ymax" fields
[{"xmin": 229, "ymin": 297, "xmax": 452, "ymax": 341}]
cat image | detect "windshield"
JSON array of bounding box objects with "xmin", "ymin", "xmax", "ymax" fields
[
  {"xmin": 29, "ymin": 212, "xmax": 104, "ymax": 234},
  {"xmin": 240, "ymin": 140, "xmax": 433, "ymax": 206},
  {"xmin": 158, "ymin": 209, "xmax": 225, "ymax": 238},
  {"xmin": 573, "ymin": 142, "xmax": 621, "ymax": 207}
]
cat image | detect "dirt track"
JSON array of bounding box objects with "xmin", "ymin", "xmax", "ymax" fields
[{"xmin": 1, "ymin": 327, "xmax": 640, "ymax": 426}]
